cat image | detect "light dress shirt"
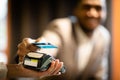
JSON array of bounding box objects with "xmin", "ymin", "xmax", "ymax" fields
[{"xmin": 75, "ymin": 25, "xmax": 94, "ymax": 73}]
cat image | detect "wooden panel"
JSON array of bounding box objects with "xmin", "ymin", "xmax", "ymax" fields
[
  {"xmin": 112, "ymin": 0, "xmax": 120, "ymax": 80},
  {"xmin": 7, "ymin": 0, "xmax": 11, "ymax": 63}
]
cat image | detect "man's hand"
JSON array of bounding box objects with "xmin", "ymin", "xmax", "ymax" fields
[
  {"xmin": 17, "ymin": 38, "xmax": 39, "ymax": 62},
  {"xmin": 16, "ymin": 38, "xmax": 64, "ymax": 78},
  {"xmin": 38, "ymin": 59, "xmax": 63, "ymax": 77}
]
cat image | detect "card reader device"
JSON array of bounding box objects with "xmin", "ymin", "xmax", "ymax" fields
[{"xmin": 22, "ymin": 42, "xmax": 66, "ymax": 73}]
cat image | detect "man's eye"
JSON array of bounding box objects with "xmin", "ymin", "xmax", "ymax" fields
[
  {"xmin": 83, "ymin": 5, "xmax": 90, "ymax": 10},
  {"xmin": 96, "ymin": 6, "xmax": 102, "ymax": 11}
]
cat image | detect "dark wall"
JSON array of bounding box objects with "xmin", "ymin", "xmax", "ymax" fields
[{"xmin": 10, "ymin": 0, "xmax": 77, "ymax": 62}]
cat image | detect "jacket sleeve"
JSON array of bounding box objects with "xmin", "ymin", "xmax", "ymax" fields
[
  {"xmin": 39, "ymin": 21, "xmax": 62, "ymax": 57},
  {"xmin": 94, "ymin": 30, "xmax": 111, "ymax": 80},
  {"xmin": 94, "ymin": 49, "xmax": 109, "ymax": 80},
  {"xmin": 0, "ymin": 62, "xmax": 8, "ymax": 78}
]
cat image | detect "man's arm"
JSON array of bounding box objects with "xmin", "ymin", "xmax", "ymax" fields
[{"xmin": 7, "ymin": 60, "xmax": 63, "ymax": 78}]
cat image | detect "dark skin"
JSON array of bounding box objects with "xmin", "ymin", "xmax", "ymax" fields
[{"xmin": 74, "ymin": 0, "xmax": 106, "ymax": 37}]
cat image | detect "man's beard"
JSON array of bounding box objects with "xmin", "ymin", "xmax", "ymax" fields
[{"xmin": 80, "ymin": 25, "xmax": 95, "ymax": 33}]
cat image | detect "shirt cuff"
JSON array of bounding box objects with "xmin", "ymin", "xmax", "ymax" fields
[{"xmin": 0, "ymin": 62, "xmax": 8, "ymax": 78}]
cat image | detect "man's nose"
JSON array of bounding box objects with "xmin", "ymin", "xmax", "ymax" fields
[{"xmin": 87, "ymin": 8, "xmax": 99, "ymax": 18}]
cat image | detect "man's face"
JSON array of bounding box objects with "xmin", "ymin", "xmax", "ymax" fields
[{"xmin": 74, "ymin": 0, "xmax": 106, "ymax": 31}]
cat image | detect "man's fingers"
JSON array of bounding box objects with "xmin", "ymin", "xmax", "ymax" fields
[
  {"xmin": 36, "ymin": 38, "xmax": 42, "ymax": 42},
  {"xmin": 17, "ymin": 42, "xmax": 29, "ymax": 60},
  {"xmin": 52, "ymin": 62, "xmax": 63, "ymax": 75},
  {"xmin": 26, "ymin": 44, "xmax": 38, "ymax": 51},
  {"xmin": 46, "ymin": 60, "xmax": 63, "ymax": 75},
  {"xmin": 47, "ymin": 61, "xmax": 55, "ymax": 74},
  {"xmin": 17, "ymin": 38, "xmax": 37, "ymax": 62}
]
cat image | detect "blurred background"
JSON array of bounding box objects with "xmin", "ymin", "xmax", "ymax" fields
[{"xmin": 0, "ymin": 0, "xmax": 120, "ymax": 80}]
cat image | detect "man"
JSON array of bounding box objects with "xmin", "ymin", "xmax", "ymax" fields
[{"xmin": 17, "ymin": 0, "xmax": 110, "ymax": 80}]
